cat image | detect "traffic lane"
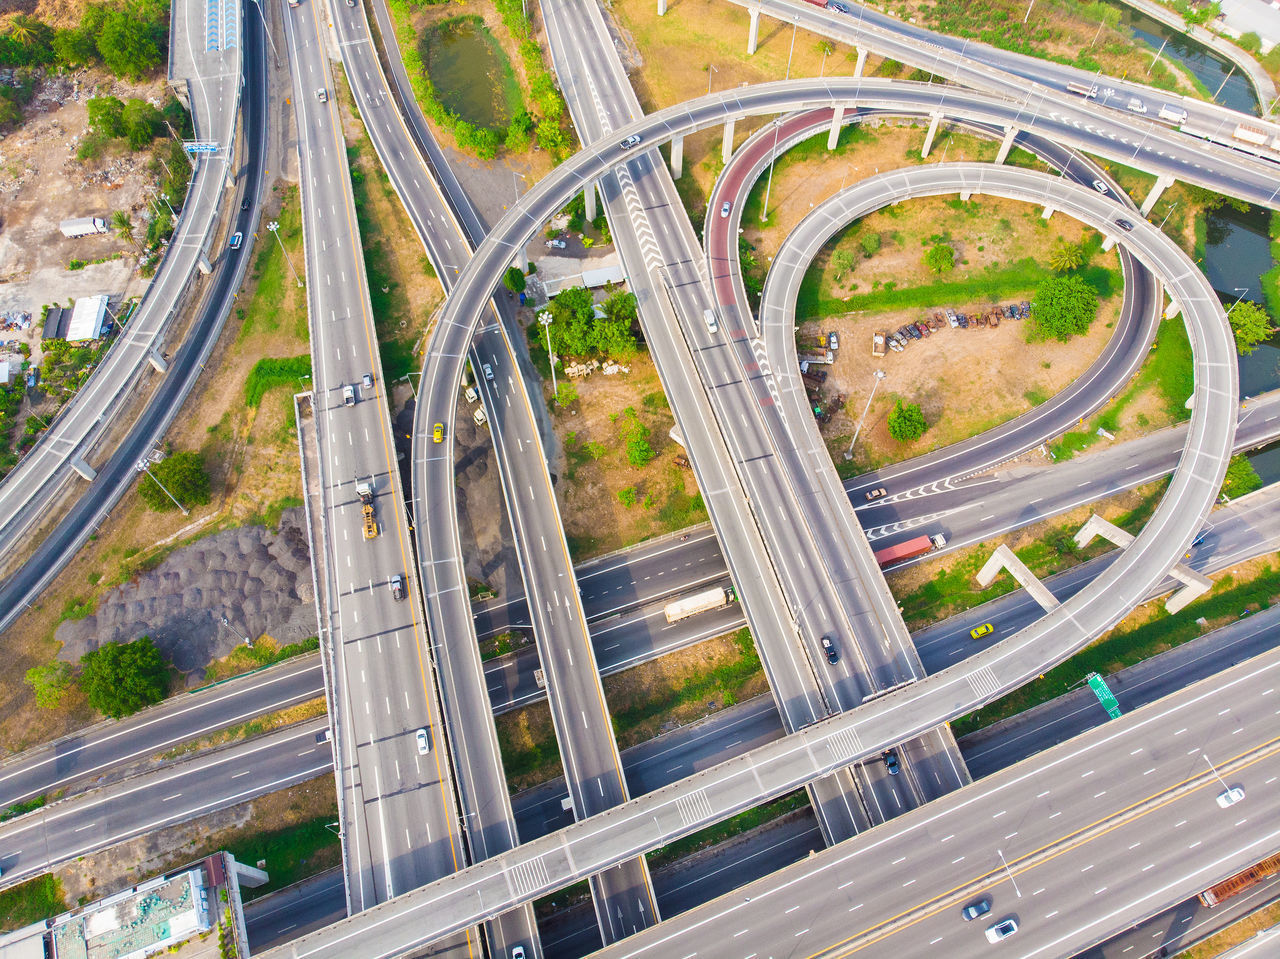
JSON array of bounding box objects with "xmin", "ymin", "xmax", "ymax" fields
[
  {"xmin": 586, "ymin": 653, "xmax": 1280, "ymax": 959},
  {"xmin": 246, "ymin": 868, "xmax": 348, "ymax": 953},
  {"xmin": 962, "ymin": 603, "xmax": 1280, "ymax": 779},
  {"xmin": 0, "ymin": 720, "xmax": 331, "ymax": 887},
  {"xmin": 0, "ymin": 655, "xmax": 322, "ymax": 810}
]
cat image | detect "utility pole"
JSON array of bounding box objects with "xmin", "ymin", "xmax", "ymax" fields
[
  {"xmin": 268, "ymin": 220, "xmax": 304, "ymax": 287},
  {"xmin": 539, "ymin": 311, "xmax": 558, "ymax": 402}
]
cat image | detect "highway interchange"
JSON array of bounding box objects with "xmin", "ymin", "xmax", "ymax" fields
[{"xmin": 1, "ymin": 0, "xmax": 1280, "ymax": 957}]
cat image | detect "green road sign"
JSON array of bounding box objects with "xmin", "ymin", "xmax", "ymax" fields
[{"xmin": 1086, "ymin": 672, "xmax": 1122, "ymax": 720}]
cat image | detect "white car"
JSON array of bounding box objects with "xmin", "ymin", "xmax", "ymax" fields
[
  {"xmin": 619, "ymin": 134, "xmax": 642, "ymax": 150},
  {"xmin": 720, "ymin": 201, "xmax": 731, "ymax": 218},
  {"xmin": 1091, "ymin": 180, "xmax": 1109, "ymax": 194},
  {"xmin": 985, "ymin": 918, "xmax": 1018, "ymax": 942},
  {"xmin": 415, "ymin": 728, "xmax": 430, "ymax": 755},
  {"xmin": 483, "ymin": 363, "xmax": 495, "ymax": 381},
  {"xmin": 1216, "ymin": 786, "xmax": 1245, "ymax": 808}
]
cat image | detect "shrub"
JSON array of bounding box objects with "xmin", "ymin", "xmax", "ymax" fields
[
  {"xmin": 887, "ymin": 399, "xmax": 926, "ymax": 442},
  {"xmin": 924, "ymin": 243, "xmax": 955, "ymax": 274},
  {"xmin": 1228, "ymin": 301, "xmax": 1274, "ymax": 356},
  {"xmin": 79, "ymin": 637, "xmax": 169, "ymax": 717},
  {"xmin": 859, "ymin": 232, "xmax": 881, "ymax": 258},
  {"xmin": 25, "ymin": 661, "xmax": 73, "ymax": 709},
  {"xmin": 137, "ymin": 450, "xmax": 211, "ymax": 511}
]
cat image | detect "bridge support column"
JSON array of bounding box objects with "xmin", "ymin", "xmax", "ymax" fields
[
  {"xmin": 515, "ymin": 246, "xmax": 528, "ymax": 273},
  {"xmin": 920, "ymin": 113, "xmax": 942, "ymax": 159},
  {"xmin": 1074, "ymin": 514, "xmax": 1212, "ymax": 614},
  {"xmin": 669, "ymin": 134, "xmax": 683, "ymax": 178},
  {"xmin": 976, "ymin": 544, "xmax": 1060, "ymax": 612},
  {"xmin": 959, "ymin": 191, "xmax": 972, "ymax": 202},
  {"xmin": 584, "ymin": 182, "xmax": 597, "ymax": 223},
  {"xmin": 827, "ymin": 106, "xmax": 844, "ymax": 150},
  {"xmin": 854, "ymin": 47, "xmax": 868, "ymax": 77},
  {"xmin": 657, "ymin": 0, "xmax": 666, "ymax": 14},
  {"xmin": 995, "ymin": 126, "xmax": 1017, "ymax": 165},
  {"xmin": 1164, "ymin": 298, "xmax": 1182, "ymax": 320},
  {"xmin": 229, "ymin": 855, "xmax": 270, "ymax": 888},
  {"xmin": 747, "ymin": 8, "xmax": 760, "ymax": 55},
  {"xmin": 1042, "ymin": 205, "xmax": 1055, "ymax": 221},
  {"xmin": 1140, "ymin": 173, "xmax": 1175, "ymax": 217},
  {"xmin": 1101, "ymin": 234, "xmax": 1117, "ymax": 252},
  {"xmin": 722, "ymin": 118, "xmax": 736, "ymax": 163},
  {"xmin": 147, "ymin": 349, "xmax": 168, "ymax": 373},
  {"xmin": 70, "ymin": 455, "xmax": 97, "ymax": 482}
]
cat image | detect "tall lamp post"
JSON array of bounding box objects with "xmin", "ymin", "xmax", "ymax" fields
[
  {"xmin": 844, "ymin": 370, "xmax": 885, "ymax": 461},
  {"xmin": 706, "ymin": 63, "xmax": 718, "ymax": 96},
  {"xmin": 267, "ymin": 220, "xmax": 304, "ymax": 288},
  {"xmin": 539, "ymin": 311, "xmax": 558, "ymax": 402},
  {"xmin": 250, "ymin": 0, "xmax": 281, "ymax": 68}
]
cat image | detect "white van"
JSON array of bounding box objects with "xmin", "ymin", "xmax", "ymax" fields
[
  {"xmin": 703, "ymin": 308, "xmax": 718, "ymax": 334},
  {"xmin": 1158, "ymin": 104, "xmax": 1188, "ymax": 124}
]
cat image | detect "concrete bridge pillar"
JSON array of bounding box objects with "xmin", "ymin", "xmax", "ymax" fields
[
  {"xmin": 515, "ymin": 246, "xmax": 528, "ymax": 273},
  {"xmin": 959, "ymin": 191, "xmax": 972, "ymax": 202},
  {"xmin": 854, "ymin": 47, "xmax": 868, "ymax": 77},
  {"xmin": 995, "ymin": 126, "xmax": 1018, "ymax": 165},
  {"xmin": 748, "ymin": 8, "xmax": 761, "ymax": 55},
  {"xmin": 70, "ymin": 455, "xmax": 97, "ymax": 482},
  {"xmin": 657, "ymin": 0, "xmax": 666, "ymax": 14},
  {"xmin": 670, "ymin": 134, "xmax": 683, "ymax": 178},
  {"xmin": 827, "ymin": 106, "xmax": 845, "ymax": 150},
  {"xmin": 920, "ymin": 112, "xmax": 942, "ymax": 159},
  {"xmin": 1164, "ymin": 298, "xmax": 1182, "ymax": 320},
  {"xmin": 1074, "ymin": 514, "xmax": 1211, "ymax": 613},
  {"xmin": 1140, "ymin": 173, "xmax": 1175, "ymax": 217},
  {"xmin": 147, "ymin": 349, "xmax": 168, "ymax": 373},
  {"xmin": 722, "ymin": 118, "xmax": 737, "ymax": 163},
  {"xmin": 1042, "ymin": 205, "xmax": 1055, "ymax": 221},
  {"xmin": 584, "ymin": 182, "xmax": 597, "ymax": 223},
  {"xmin": 976, "ymin": 544, "xmax": 1060, "ymax": 612},
  {"xmin": 1101, "ymin": 234, "xmax": 1117, "ymax": 252}
]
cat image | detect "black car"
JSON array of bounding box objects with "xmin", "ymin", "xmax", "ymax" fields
[
  {"xmin": 820, "ymin": 634, "xmax": 839, "ymax": 665},
  {"xmin": 1115, "ymin": 218, "xmax": 1135, "ymax": 232},
  {"xmin": 906, "ymin": 325, "xmax": 921, "ymax": 340},
  {"xmin": 961, "ymin": 898, "xmax": 991, "ymax": 921},
  {"xmin": 240, "ymin": 198, "xmax": 250, "ymax": 212},
  {"xmin": 882, "ymin": 750, "xmax": 900, "ymax": 775}
]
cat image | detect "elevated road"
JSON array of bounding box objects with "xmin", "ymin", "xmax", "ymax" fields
[
  {"xmin": 256, "ymin": 155, "xmax": 1236, "ymax": 958},
  {"xmin": 278, "ymin": 5, "xmax": 470, "ymax": 948}
]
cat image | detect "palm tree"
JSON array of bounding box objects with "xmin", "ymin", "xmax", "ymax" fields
[
  {"xmin": 8, "ymin": 17, "xmax": 36, "ymax": 46},
  {"xmin": 1048, "ymin": 241, "xmax": 1084, "ymax": 273},
  {"xmin": 111, "ymin": 210, "xmax": 136, "ymax": 246}
]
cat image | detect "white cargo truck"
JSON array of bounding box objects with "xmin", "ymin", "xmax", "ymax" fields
[
  {"xmin": 663, "ymin": 585, "xmax": 737, "ymax": 623},
  {"xmin": 59, "ymin": 217, "xmax": 109, "ymax": 239}
]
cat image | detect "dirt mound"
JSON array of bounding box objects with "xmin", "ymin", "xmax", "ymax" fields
[{"xmin": 55, "ymin": 509, "xmax": 316, "ymax": 680}]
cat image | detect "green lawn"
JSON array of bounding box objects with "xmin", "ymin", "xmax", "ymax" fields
[
  {"xmin": 224, "ymin": 814, "xmax": 341, "ymax": 901},
  {"xmin": 0, "ymin": 874, "xmax": 66, "ymax": 932}
]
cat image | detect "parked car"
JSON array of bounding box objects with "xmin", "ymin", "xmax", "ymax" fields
[
  {"xmin": 915, "ymin": 323, "xmax": 931, "ymax": 338},
  {"xmin": 390, "ymin": 573, "xmax": 406, "ymax": 601},
  {"xmin": 415, "ymin": 728, "xmax": 430, "ymax": 754},
  {"xmin": 865, "ymin": 487, "xmax": 887, "ymax": 501},
  {"xmin": 962, "ymin": 898, "xmax": 992, "ymax": 921},
  {"xmin": 882, "ymin": 750, "xmax": 900, "ymax": 775},
  {"xmin": 820, "ymin": 634, "xmax": 839, "ymax": 665},
  {"xmin": 620, "ymin": 134, "xmax": 642, "ymax": 149},
  {"xmin": 546, "ymin": 238, "xmax": 567, "ymax": 249},
  {"xmin": 970, "ymin": 622, "xmax": 994, "ymax": 640},
  {"xmin": 985, "ymin": 918, "xmax": 1019, "ymax": 943},
  {"xmin": 229, "ymin": 231, "xmax": 243, "ymax": 250},
  {"xmin": 720, "ymin": 201, "xmax": 732, "ymax": 218},
  {"xmin": 828, "ymin": 331, "xmax": 840, "ymax": 350}
]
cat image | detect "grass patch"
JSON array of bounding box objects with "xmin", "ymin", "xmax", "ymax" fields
[
  {"xmin": 892, "ymin": 483, "xmax": 1165, "ymax": 629},
  {"xmin": 1, "ymin": 794, "xmax": 46, "ymax": 823},
  {"xmin": 0, "ymin": 874, "xmax": 66, "ymax": 932},
  {"xmin": 200, "ymin": 636, "xmax": 320, "ymax": 685},
  {"xmin": 223, "ymin": 814, "xmax": 341, "ymax": 901},
  {"xmin": 1049, "ymin": 316, "xmax": 1192, "ymax": 460},
  {"xmin": 243, "ymin": 495, "xmax": 305, "ymax": 531},
  {"xmin": 955, "ymin": 557, "xmax": 1280, "ymax": 736},
  {"xmin": 647, "ymin": 790, "xmax": 809, "ymax": 870},
  {"xmin": 798, "ymin": 257, "xmax": 1117, "ymax": 320},
  {"xmin": 158, "ymin": 698, "xmax": 327, "ymax": 760},
  {"xmin": 244, "ymin": 356, "xmax": 312, "ymax": 408},
  {"xmin": 238, "ymin": 185, "xmax": 307, "ymax": 342}
]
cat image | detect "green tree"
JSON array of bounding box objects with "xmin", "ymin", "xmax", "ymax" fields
[
  {"xmin": 831, "ymin": 249, "xmax": 855, "ymax": 279},
  {"xmin": 554, "ymin": 381, "xmax": 578, "ymax": 406},
  {"xmin": 502, "ymin": 266, "xmax": 526, "ymax": 294},
  {"xmin": 617, "ymin": 486, "xmax": 638, "ymax": 507},
  {"xmin": 121, "ymin": 97, "xmax": 162, "ymax": 149},
  {"xmin": 25, "ymin": 661, "xmax": 73, "ymax": 709},
  {"xmin": 86, "ymin": 95, "xmax": 125, "ymax": 138},
  {"xmin": 111, "ymin": 210, "xmax": 135, "ymax": 246},
  {"xmin": 1030, "ymin": 274, "xmax": 1099, "ymax": 342},
  {"xmin": 859, "ymin": 232, "xmax": 881, "ymax": 258},
  {"xmin": 79, "ymin": 637, "xmax": 169, "ymax": 717},
  {"xmin": 1228, "ymin": 301, "xmax": 1275, "ymax": 356},
  {"xmin": 887, "ymin": 400, "xmax": 927, "ymax": 442},
  {"xmin": 97, "ymin": 9, "xmax": 162, "ymax": 80},
  {"xmin": 137, "ymin": 450, "xmax": 211, "ymax": 512},
  {"xmin": 924, "ymin": 243, "xmax": 955, "ymax": 274},
  {"xmin": 1048, "ymin": 241, "xmax": 1084, "ymax": 273}
]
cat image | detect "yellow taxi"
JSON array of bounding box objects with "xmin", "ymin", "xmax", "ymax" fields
[
  {"xmin": 433, "ymin": 422, "xmax": 444, "ymax": 443},
  {"xmin": 969, "ymin": 622, "xmax": 994, "ymax": 640}
]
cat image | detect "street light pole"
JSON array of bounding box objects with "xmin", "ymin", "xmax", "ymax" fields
[
  {"xmin": 267, "ymin": 221, "xmax": 304, "ymax": 288},
  {"xmin": 398, "ymin": 372, "xmax": 422, "ymax": 399},
  {"xmin": 997, "ymin": 849, "xmax": 1023, "ymax": 897},
  {"xmin": 250, "ymin": 0, "xmax": 281, "ymax": 68},
  {"xmin": 1228, "ymin": 287, "xmax": 1250, "ymax": 313},
  {"xmin": 539, "ymin": 311, "xmax": 558, "ymax": 402},
  {"xmin": 1203, "ymin": 754, "xmax": 1230, "ymax": 790},
  {"xmin": 707, "ymin": 63, "xmax": 718, "ymax": 96},
  {"xmin": 760, "ymin": 119, "xmax": 783, "ymax": 223},
  {"xmin": 512, "ymin": 171, "xmax": 527, "ymax": 207},
  {"xmin": 786, "ymin": 20, "xmax": 797, "ymax": 80},
  {"xmin": 844, "ymin": 369, "xmax": 885, "ymax": 460},
  {"xmin": 1023, "ymin": 0, "xmax": 1034, "ymax": 23}
]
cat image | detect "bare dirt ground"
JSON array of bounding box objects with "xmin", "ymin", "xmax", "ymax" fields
[
  {"xmin": 0, "ymin": 70, "xmax": 163, "ymax": 314},
  {"xmin": 55, "ymin": 775, "xmax": 338, "ymax": 908},
  {"xmin": 0, "ymin": 182, "xmax": 311, "ymax": 752}
]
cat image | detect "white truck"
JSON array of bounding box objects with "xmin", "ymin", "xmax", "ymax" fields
[
  {"xmin": 59, "ymin": 217, "xmax": 109, "ymax": 239},
  {"xmin": 1158, "ymin": 104, "xmax": 1188, "ymax": 124},
  {"xmin": 663, "ymin": 585, "xmax": 737, "ymax": 623}
]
